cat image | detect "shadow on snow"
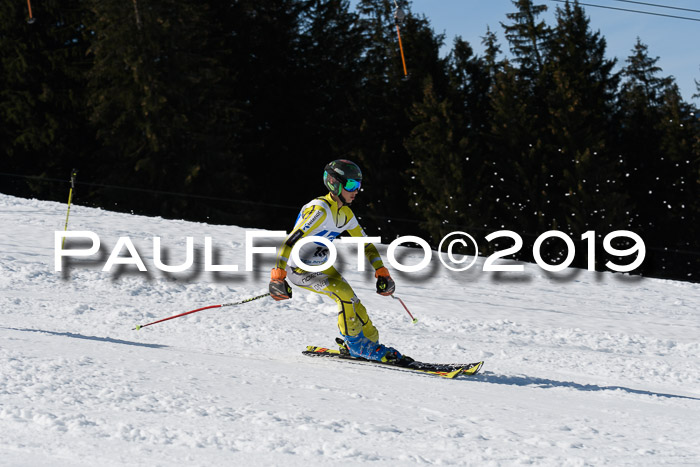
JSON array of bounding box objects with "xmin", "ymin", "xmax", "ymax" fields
[
  {"xmin": 473, "ymin": 371, "xmax": 700, "ymax": 401},
  {"xmin": 3, "ymin": 327, "xmax": 168, "ymax": 349}
]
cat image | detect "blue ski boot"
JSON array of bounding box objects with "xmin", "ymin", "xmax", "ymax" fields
[{"xmin": 338, "ymin": 332, "xmax": 403, "ymax": 363}]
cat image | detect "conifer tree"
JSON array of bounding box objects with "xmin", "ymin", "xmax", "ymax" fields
[
  {"xmin": 0, "ymin": 0, "xmax": 93, "ymax": 198},
  {"xmin": 283, "ymin": 0, "xmax": 367, "ymax": 209},
  {"xmin": 655, "ymin": 83, "xmax": 700, "ymax": 246},
  {"xmin": 543, "ymin": 1, "xmax": 624, "ymax": 240},
  {"xmin": 616, "ymin": 39, "xmax": 700, "ymax": 278},
  {"xmin": 487, "ymin": 0, "xmax": 553, "ymax": 239},
  {"xmin": 405, "ymin": 37, "xmax": 492, "ymax": 249},
  {"xmin": 501, "ymin": 0, "xmax": 550, "ymax": 80},
  {"xmin": 481, "ymin": 27, "xmax": 503, "ymax": 79},
  {"xmin": 298, "ymin": 0, "xmax": 365, "ymax": 152},
  {"xmin": 404, "ymin": 77, "xmax": 469, "ymax": 243},
  {"xmin": 352, "ymin": 0, "xmax": 445, "ymax": 238},
  {"xmin": 617, "ymin": 39, "xmax": 674, "ymax": 238},
  {"xmin": 86, "ymin": 0, "xmax": 244, "ymax": 219}
]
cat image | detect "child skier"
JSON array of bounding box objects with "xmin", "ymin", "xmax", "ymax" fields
[{"xmin": 269, "ymin": 159, "xmax": 404, "ymax": 362}]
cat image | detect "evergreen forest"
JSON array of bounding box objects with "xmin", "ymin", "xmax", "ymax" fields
[{"xmin": 1, "ymin": 0, "xmax": 699, "ymax": 282}]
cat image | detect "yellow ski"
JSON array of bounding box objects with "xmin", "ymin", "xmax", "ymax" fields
[{"xmin": 303, "ymin": 346, "xmax": 484, "ymax": 379}]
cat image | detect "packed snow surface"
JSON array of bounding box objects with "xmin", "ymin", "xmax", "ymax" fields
[{"xmin": 1, "ymin": 193, "xmax": 699, "ymax": 466}]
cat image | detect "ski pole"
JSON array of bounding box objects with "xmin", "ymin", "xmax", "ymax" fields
[
  {"xmin": 133, "ymin": 292, "xmax": 271, "ymax": 330},
  {"xmin": 391, "ymin": 294, "xmax": 418, "ymax": 323},
  {"xmin": 61, "ymin": 169, "xmax": 78, "ymax": 249}
]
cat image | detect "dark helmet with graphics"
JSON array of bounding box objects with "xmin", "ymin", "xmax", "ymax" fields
[{"xmin": 323, "ymin": 159, "xmax": 362, "ymax": 195}]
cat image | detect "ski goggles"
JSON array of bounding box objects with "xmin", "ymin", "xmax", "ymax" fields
[{"xmin": 343, "ymin": 179, "xmax": 362, "ymax": 192}]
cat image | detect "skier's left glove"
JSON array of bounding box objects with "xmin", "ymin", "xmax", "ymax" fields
[
  {"xmin": 375, "ymin": 267, "xmax": 395, "ymax": 296},
  {"xmin": 270, "ymin": 268, "xmax": 292, "ymax": 301}
]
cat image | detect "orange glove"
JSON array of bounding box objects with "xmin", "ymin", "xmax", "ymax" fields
[{"xmin": 271, "ymin": 268, "xmax": 287, "ymax": 280}]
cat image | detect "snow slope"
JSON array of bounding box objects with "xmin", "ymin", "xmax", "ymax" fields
[{"xmin": 1, "ymin": 193, "xmax": 699, "ymax": 466}]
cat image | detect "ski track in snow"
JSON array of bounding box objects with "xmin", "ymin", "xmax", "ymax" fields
[{"xmin": 1, "ymin": 194, "xmax": 699, "ymax": 466}]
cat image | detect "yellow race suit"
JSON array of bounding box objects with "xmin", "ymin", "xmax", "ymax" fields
[{"xmin": 275, "ymin": 193, "xmax": 385, "ymax": 342}]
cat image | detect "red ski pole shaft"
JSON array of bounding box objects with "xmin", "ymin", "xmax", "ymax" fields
[
  {"xmin": 391, "ymin": 294, "xmax": 417, "ymax": 323},
  {"xmin": 133, "ymin": 292, "xmax": 271, "ymax": 330}
]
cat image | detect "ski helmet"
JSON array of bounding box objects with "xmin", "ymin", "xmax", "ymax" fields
[{"xmin": 323, "ymin": 159, "xmax": 362, "ymax": 195}]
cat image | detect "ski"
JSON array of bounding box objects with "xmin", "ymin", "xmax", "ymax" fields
[{"xmin": 302, "ymin": 345, "xmax": 484, "ymax": 379}]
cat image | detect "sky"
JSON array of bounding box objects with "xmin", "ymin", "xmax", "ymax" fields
[{"xmin": 379, "ymin": 0, "xmax": 700, "ymax": 104}]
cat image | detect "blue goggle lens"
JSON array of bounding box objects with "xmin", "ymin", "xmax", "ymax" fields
[{"xmin": 344, "ymin": 179, "xmax": 361, "ymax": 192}]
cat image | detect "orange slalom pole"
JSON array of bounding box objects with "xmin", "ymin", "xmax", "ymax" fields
[
  {"xmin": 27, "ymin": 0, "xmax": 34, "ymax": 22},
  {"xmin": 395, "ymin": 24, "xmax": 408, "ymax": 77}
]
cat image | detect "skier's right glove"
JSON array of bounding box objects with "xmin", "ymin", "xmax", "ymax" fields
[
  {"xmin": 375, "ymin": 267, "xmax": 395, "ymax": 296},
  {"xmin": 270, "ymin": 268, "xmax": 292, "ymax": 301}
]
